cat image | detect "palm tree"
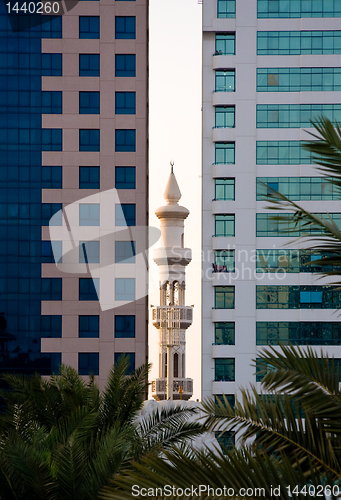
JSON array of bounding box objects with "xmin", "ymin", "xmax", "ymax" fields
[
  {"xmin": 0, "ymin": 356, "xmax": 202, "ymax": 500},
  {"xmin": 103, "ymin": 345, "xmax": 341, "ymax": 500}
]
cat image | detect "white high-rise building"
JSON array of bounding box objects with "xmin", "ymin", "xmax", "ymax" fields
[{"xmin": 202, "ymin": 0, "xmax": 341, "ymax": 412}]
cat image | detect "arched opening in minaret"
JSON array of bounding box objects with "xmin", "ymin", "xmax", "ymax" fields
[
  {"xmin": 182, "ymin": 353, "xmax": 185, "ymax": 377},
  {"xmin": 181, "ymin": 233, "xmax": 184, "ymax": 247},
  {"xmin": 174, "ymin": 352, "xmax": 178, "ymax": 378},
  {"xmin": 164, "ymin": 352, "xmax": 167, "ymax": 378},
  {"xmin": 180, "ymin": 281, "xmax": 185, "ymax": 305},
  {"xmin": 173, "ymin": 281, "xmax": 179, "ymax": 306}
]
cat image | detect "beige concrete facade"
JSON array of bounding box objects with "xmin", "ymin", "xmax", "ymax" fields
[{"xmin": 40, "ymin": 0, "xmax": 149, "ymax": 389}]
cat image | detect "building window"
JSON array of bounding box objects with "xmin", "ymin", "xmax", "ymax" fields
[
  {"xmin": 257, "ymin": 177, "xmax": 338, "ymax": 200},
  {"xmin": 215, "ymin": 178, "xmax": 235, "ymax": 200},
  {"xmin": 256, "ymin": 141, "xmax": 311, "ymax": 165},
  {"xmin": 214, "ymin": 286, "xmax": 235, "ymax": 309},
  {"xmin": 115, "ymin": 204, "xmax": 136, "ymax": 227},
  {"xmin": 42, "ymin": 240, "xmax": 62, "ymax": 264},
  {"xmin": 257, "ymin": 67, "xmax": 341, "ymax": 92},
  {"xmin": 215, "ymin": 394, "xmax": 235, "ymax": 408},
  {"xmin": 115, "ymin": 92, "xmax": 136, "ymax": 114},
  {"xmin": 115, "ymin": 54, "xmax": 136, "ymax": 77},
  {"xmin": 215, "ymin": 358, "xmax": 235, "ymax": 381},
  {"xmin": 256, "ymin": 285, "xmax": 341, "ymax": 309},
  {"xmin": 42, "ymin": 203, "xmax": 63, "ymax": 226},
  {"xmin": 42, "ymin": 166, "xmax": 62, "ymax": 188},
  {"xmin": 41, "ymin": 91, "xmax": 62, "ymax": 114},
  {"xmin": 214, "ymin": 322, "xmax": 235, "ymax": 344},
  {"xmin": 79, "ymin": 16, "xmax": 100, "ymax": 39},
  {"xmin": 79, "ymin": 315, "xmax": 99, "ymax": 338},
  {"xmin": 256, "ymin": 213, "xmax": 341, "ymax": 237},
  {"xmin": 256, "ymin": 249, "xmax": 339, "ymax": 274},
  {"xmin": 115, "ymin": 129, "xmax": 136, "ymax": 152},
  {"xmin": 42, "ymin": 129, "xmax": 62, "ymax": 151},
  {"xmin": 115, "ymin": 278, "xmax": 135, "ymax": 301},
  {"xmin": 41, "ymin": 278, "xmax": 62, "ymax": 300},
  {"xmin": 115, "ymin": 241, "xmax": 135, "ymax": 263},
  {"xmin": 41, "ymin": 54, "xmax": 62, "ymax": 76},
  {"xmin": 214, "ymin": 250, "xmax": 235, "ymax": 271},
  {"xmin": 41, "ymin": 315, "xmax": 62, "ymax": 338},
  {"xmin": 215, "ymin": 70, "xmax": 235, "ymax": 92},
  {"xmin": 257, "ymin": 31, "xmax": 341, "ymax": 56},
  {"xmin": 256, "ymin": 103, "xmax": 341, "ymax": 129},
  {"xmin": 115, "ymin": 315, "xmax": 135, "ymax": 338},
  {"xmin": 41, "ymin": 16, "xmax": 62, "ymax": 38},
  {"xmin": 79, "ymin": 241, "xmax": 100, "ymax": 263},
  {"xmin": 79, "ymin": 54, "xmax": 100, "ymax": 76},
  {"xmin": 215, "ymin": 431, "xmax": 235, "ymax": 452},
  {"xmin": 115, "ymin": 167, "xmax": 136, "ymax": 189},
  {"xmin": 79, "ymin": 92, "xmax": 100, "ymax": 114},
  {"xmin": 78, "ymin": 352, "xmax": 99, "ymax": 375},
  {"xmin": 115, "ymin": 16, "xmax": 136, "ymax": 39},
  {"xmin": 217, "ymin": 0, "xmax": 236, "ymax": 18},
  {"xmin": 79, "ymin": 204, "xmax": 100, "ymax": 226},
  {"xmin": 215, "ymin": 106, "xmax": 235, "ymax": 128},
  {"xmin": 215, "ymin": 214, "xmax": 235, "ymax": 237},
  {"xmin": 79, "ymin": 129, "xmax": 100, "ymax": 151},
  {"xmin": 114, "ymin": 353, "xmax": 135, "ymax": 374},
  {"xmin": 215, "ymin": 143, "xmax": 235, "ymax": 164},
  {"xmin": 256, "ymin": 321, "xmax": 341, "ymax": 346},
  {"xmin": 79, "ymin": 166, "xmax": 100, "ymax": 189},
  {"xmin": 257, "ymin": 0, "xmax": 341, "ymax": 18},
  {"xmin": 215, "ymin": 33, "xmax": 235, "ymax": 54},
  {"xmin": 79, "ymin": 278, "xmax": 99, "ymax": 301}
]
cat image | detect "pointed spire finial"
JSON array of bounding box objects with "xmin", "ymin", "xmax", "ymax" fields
[{"xmin": 170, "ymin": 160, "xmax": 174, "ymax": 174}]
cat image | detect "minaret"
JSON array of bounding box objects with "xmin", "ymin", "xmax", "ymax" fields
[{"xmin": 151, "ymin": 164, "xmax": 193, "ymax": 401}]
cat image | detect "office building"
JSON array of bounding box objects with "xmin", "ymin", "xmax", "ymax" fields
[
  {"xmin": 0, "ymin": 0, "xmax": 148, "ymax": 388},
  {"xmin": 202, "ymin": 0, "xmax": 341, "ymax": 405}
]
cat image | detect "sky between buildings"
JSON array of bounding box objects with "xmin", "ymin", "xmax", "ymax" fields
[{"xmin": 149, "ymin": 0, "xmax": 202, "ymax": 399}]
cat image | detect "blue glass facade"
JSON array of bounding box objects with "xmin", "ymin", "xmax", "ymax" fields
[{"xmin": 0, "ymin": 5, "xmax": 61, "ymax": 375}]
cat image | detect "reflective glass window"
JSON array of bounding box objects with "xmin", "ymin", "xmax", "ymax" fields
[{"xmin": 115, "ymin": 315, "xmax": 135, "ymax": 338}]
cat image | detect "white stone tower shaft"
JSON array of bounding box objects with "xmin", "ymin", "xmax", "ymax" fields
[{"xmin": 151, "ymin": 166, "xmax": 193, "ymax": 400}]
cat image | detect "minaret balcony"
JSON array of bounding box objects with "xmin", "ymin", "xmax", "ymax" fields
[
  {"xmin": 152, "ymin": 306, "xmax": 193, "ymax": 330},
  {"xmin": 151, "ymin": 377, "xmax": 193, "ymax": 401}
]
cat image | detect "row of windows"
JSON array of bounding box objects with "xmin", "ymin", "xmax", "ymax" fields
[
  {"xmin": 256, "ymin": 213, "xmax": 341, "ymax": 237},
  {"xmin": 256, "ymin": 285, "xmax": 341, "ymax": 309},
  {"xmin": 79, "ymin": 278, "xmax": 136, "ymax": 302},
  {"xmin": 0, "ymin": 91, "xmax": 62, "ymax": 113},
  {"xmin": 256, "ymin": 104, "xmax": 341, "ymax": 128},
  {"xmin": 0, "ymin": 128, "xmax": 62, "ymax": 151},
  {"xmin": 0, "ymin": 53, "xmax": 62, "ymax": 76},
  {"xmin": 257, "ymin": 0, "xmax": 341, "ymax": 18},
  {"xmin": 256, "ymin": 358, "xmax": 341, "ymax": 382},
  {"xmin": 257, "ymin": 177, "xmax": 339, "ymax": 200},
  {"xmin": 0, "ymin": 202, "xmax": 61, "ymax": 224},
  {"xmin": 256, "ymin": 141, "xmax": 311, "ymax": 165},
  {"xmin": 257, "ymin": 31, "xmax": 341, "ymax": 55},
  {"xmin": 78, "ymin": 352, "xmax": 135, "ymax": 376},
  {"xmin": 79, "ymin": 240, "xmax": 135, "ymax": 264},
  {"xmin": 0, "ymin": 277, "xmax": 62, "ymax": 300},
  {"xmin": 257, "ymin": 68, "xmax": 341, "ymax": 92},
  {"xmin": 256, "ymin": 322, "xmax": 341, "ymax": 345},
  {"xmin": 78, "ymin": 129, "xmax": 136, "ymax": 152},
  {"xmin": 41, "ymin": 315, "xmax": 135, "ymax": 339},
  {"xmin": 78, "ymin": 203, "xmax": 136, "ymax": 226},
  {"xmin": 78, "ymin": 16, "xmax": 136, "ymax": 40},
  {"xmin": 256, "ymin": 249, "xmax": 340, "ymax": 273}
]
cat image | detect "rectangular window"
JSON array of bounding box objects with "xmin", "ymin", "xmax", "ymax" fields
[
  {"xmin": 42, "ymin": 203, "xmax": 63, "ymax": 226},
  {"xmin": 41, "ymin": 315, "xmax": 62, "ymax": 338},
  {"xmin": 78, "ymin": 352, "xmax": 99, "ymax": 375},
  {"xmin": 42, "ymin": 240, "xmax": 62, "ymax": 264},
  {"xmin": 41, "ymin": 16, "xmax": 62, "ymax": 38},
  {"xmin": 79, "ymin": 54, "xmax": 100, "ymax": 76},
  {"xmin": 115, "ymin": 16, "xmax": 136, "ymax": 39},
  {"xmin": 115, "ymin": 92, "xmax": 136, "ymax": 114},
  {"xmin": 41, "ymin": 54, "xmax": 62, "ymax": 76},
  {"xmin": 215, "ymin": 178, "xmax": 235, "ymax": 200},
  {"xmin": 215, "ymin": 70, "xmax": 235, "ymax": 92},
  {"xmin": 79, "ymin": 16, "xmax": 100, "ymax": 39},
  {"xmin": 42, "ymin": 129, "xmax": 62, "ymax": 151},
  {"xmin": 214, "ymin": 322, "xmax": 235, "ymax": 344},
  {"xmin": 79, "ymin": 204, "xmax": 100, "ymax": 226},
  {"xmin": 257, "ymin": 177, "xmax": 338, "ymax": 200},
  {"xmin": 115, "ymin": 315, "xmax": 135, "ymax": 338},
  {"xmin": 115, "ymin": 204, "xmax": 136, "ymax": 227},
  {"xmin": 215, "ymin": 431, "xmax": 235, "ymax": 452},
  {"xmin": 214, "ymin": 358, "xmax": 235, "ymax": 381},
  {"xmin": 214, "ymin": 286, "xmax": 235, "ymax": 309},
  {"xmin": 79, "ymin": 278, "xmax": 99, "ymax": 301},
  {"xmin": 257, "ymin": 0, "xmax": 341, "ymax": 18},
  {"xmin": 115, "ymin": 129, "xmax": 136, "ymax": 152},
  {"xmin": 257, "ymin": 67, "xmax": 341, "ymax": 92},
  {"xmin": 79, "ymin": 92, "xmax": 100, "ymax": 114},
  {"xmin": 257, "ymin": 31, "xmax": 341, "ymax": 55},
  {"xmin": 256, "ymin": 104, "xmax": 341, "ymax": 128},
  {"xmin": 79, "ymin": 241, "xmax": 100, "ymax": 263},
  {"xmin": 214, "ymin": 250, "xmax": 235, "ymax": 271},
  {"xmin": 256, "ymin": 285, "xmax": 341, "ymax": 309},
  {"xmin": 115, "ymin": 167, "xmax": 136, "ymax": 189},
  {"xmin": 42, "ymin": 91, "xmax": 62, "ymax": 114},
  {"xmin": 79, "ymin": 315, "xmax": 99, "ymax": 338},
  {"xmin": 215, "ymin": 143, "xmax": 235, "ymax": 164},
  {"xmin": 42, "ymin": 166, "xmax": 62, "ymax": 188},
  {"xmin": 256, "ymin": 213, "xmax": 341, "ymax": 237},
  {"xmin": 79, "ymin": 129, "xmax": 100, "ymax": 151},
  {"xmin": 41, "ymin": 278, "xmax": 62, "ymax": 300},
  {"xmin": 256, "ymin": 321, "xmax": 341, "ymax": 346},
  {"xmin": 79, "ymin": 166, "xmax": 100, "ymax": 189},
  {"xmin": 215, "ymin": 33, "xmax": 235, "ymax": 55},
  {"xmin": 115, "ymin": 241, "xmax": 135, "ymax": 263},
  {"xmin": 215, "ymin": 214, "xmax": 235, "ymax": 236},
  {"xmin": 256, "ymin": 141, "xmax": 311, "ymax": 165},
  {"xmin": 114, "ymin": 353, "xmax": 135, "ymax": 374},
  {"xmin": 115, "ymin": 54, "xmax": 136, "ymax": 77},
  {"xmin": 115, "ymin": 278, "xmax": 135, "ymax": 301},
  {"xmin": 217, "ymin": 0, "xmax": 236, "ymax": 18},
  {"xmin": 215, "ymin": 106, "xmax": 235, "ymax": 128},
  {"xmin": 256, "ymin": 249, "xmax": 338, "ymax": 274}
]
